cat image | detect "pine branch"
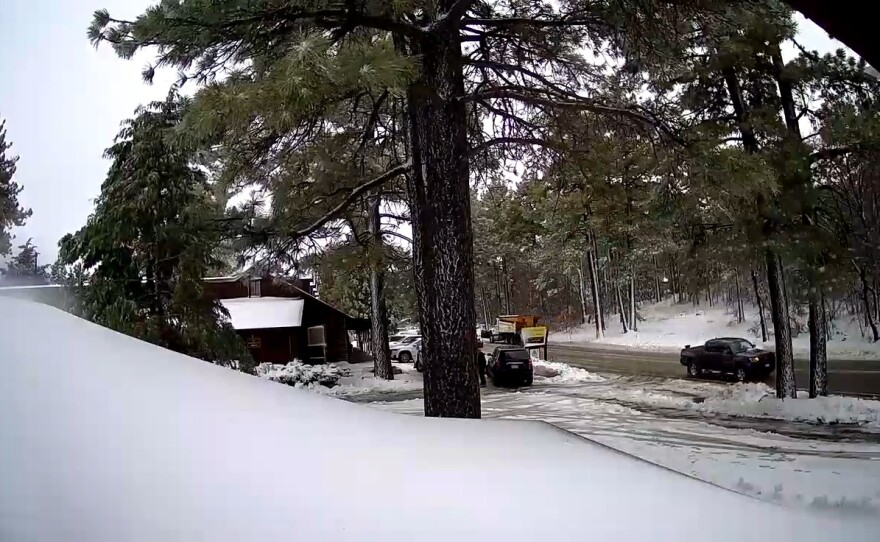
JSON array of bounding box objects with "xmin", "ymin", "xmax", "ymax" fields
[
  {"xmin": 466, "ymin": 60, "xmax": 581, "ymax": 101},
  {"xmin": 380, "ymin": 213, "xmax": 411, "ymax": 222},
  {"xmin": 462, "ymin": 17, "xmax": 602, "ymax": 28},
  {"xmin": 436, "ymin": 0, "xmax": 479, "ymax": 30},
  {"xmin": 381, "ymin": 230, "xmax": 413, "ymax": 243},
  {"xmin": 810, "ymin": 146, "xmax": 854, "ymax": 164},
  {"xmin": 291, "ymin": 163, "xmax": 412, "ymax": 238},
  {"xmin": 469, "ymin": 137, "xmax": 566, "ymax": 155},
  {"xmin": 467, "ymin": 87, "xmax": 684, "ymax": 143}
]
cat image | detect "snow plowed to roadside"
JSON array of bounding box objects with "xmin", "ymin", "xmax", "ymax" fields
[
  {"xmin": 533, "ymin": 359, "xmax": 606, "ymax": 383},
  {"xmin": 697, "ymin": 383, "xmax": 880, "ymax": 427},
  {"xmin": 610, "ymin": 381, "xmax": 880, "ymax": 428},
  {"xmin": 7, "ymin": 297, "xmax": 873, "ymax": 540}
]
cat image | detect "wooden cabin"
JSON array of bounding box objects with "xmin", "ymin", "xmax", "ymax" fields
[{"xmin": 204, "ymin": 275, "xmax": 370, "ymax": 365}]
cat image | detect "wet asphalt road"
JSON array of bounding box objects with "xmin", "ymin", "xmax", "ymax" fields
[{"xmin": 547, "ymin": 343, "xmax": 880, "ymax": 398}]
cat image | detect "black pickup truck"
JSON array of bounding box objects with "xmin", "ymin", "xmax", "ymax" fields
[{"xmin": 680, "ymin": 338, "xmax": 775, "ymax": 382}]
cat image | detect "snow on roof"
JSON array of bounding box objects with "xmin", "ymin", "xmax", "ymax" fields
[
  {"xmin": 1, "ymin": 297, "xmax": 874, "ymax": 541},
  {"xmin": 219, "ymin": 296, "xmax": 304, "ymax": 330},
  {"xmin": 0, "ymin": 283, "xmax": 62, "ymax": 290}
]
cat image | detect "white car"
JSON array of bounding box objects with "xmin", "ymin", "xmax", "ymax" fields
[{"xmin": 390, "ymin": 335, "xmax": 422, "ymax": 363}]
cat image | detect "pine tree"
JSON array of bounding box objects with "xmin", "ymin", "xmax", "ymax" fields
[
  {"xmin": 0, "ymin": 117, "xmax": 31, "ymax": 257},
  {"xmin": 2, "ymin": 239, "xmax": 49, "ymax": 285},
  {"xmin": 88, "ymin": 0, "xmax": 685, "ymax": 417},
  {"xmin": 57, "ymin": 92, "xmax": 251, "ymax": 368}
]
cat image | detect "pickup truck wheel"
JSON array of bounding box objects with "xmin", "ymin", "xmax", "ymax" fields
[
  {"xmin": 687, "ymin": 360, "xmax": 702, "ymax": 378},
  {"xmin": 735, "ymin": 367, "xmax": 747, "ymax": 383},
  {"xmin": 399, "ymin": 351, "xmax": 412, "ymax": 364}
]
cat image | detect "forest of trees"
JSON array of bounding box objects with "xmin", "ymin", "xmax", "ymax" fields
[{"xmin": 3, "ymin": 0, "xmax": 879, "ymax": 419}]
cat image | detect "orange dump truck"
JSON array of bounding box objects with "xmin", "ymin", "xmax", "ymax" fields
[{"xmin": 492, "ymin": 315, "xmax": 541, "ymax": 344}]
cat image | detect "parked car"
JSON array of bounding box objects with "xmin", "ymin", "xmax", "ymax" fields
[
  {"xmin": 391, "ymin": 335, "xmax": 422, "ymax": 363},
  {"xmin": 487, "ymin": 346, "xmax": 533, "ymax": 387},
  {"xmin": 680, "ymin": 338, "xmax": 775, "ymax": 382}
]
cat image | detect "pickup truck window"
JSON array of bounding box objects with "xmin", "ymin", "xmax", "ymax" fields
[{"xmin": 728, "ymin": 339, "xmax": 754, "ymax": 354}]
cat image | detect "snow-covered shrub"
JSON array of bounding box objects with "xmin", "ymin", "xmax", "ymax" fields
[{"xmin": 255, "ymin": 360, "xmax": 343, "ymax": 388}]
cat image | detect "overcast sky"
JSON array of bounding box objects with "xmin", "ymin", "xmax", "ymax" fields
[{"xmin": 0, "ymin": 1, "xmax": 850, "ymax": 264}]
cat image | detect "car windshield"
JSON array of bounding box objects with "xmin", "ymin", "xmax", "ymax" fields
[
  {"xmin": 504, "ymin": 349, "xmax": 530, "ymax": 361},
  {"xmin": 400, "ymin": 336, "xmax": 420, "ymax": 344},
  {"xmin": 728, "ymin": 340, "xmax": 755, "ymax": 354}
]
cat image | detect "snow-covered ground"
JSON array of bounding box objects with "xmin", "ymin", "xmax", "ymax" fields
[
  {"xmin": 255, "ymin": 353, "xmax": 880, "ymax": 514},
  {"xmin": 602, "ymin": 380, "xmax": 880, "ymax": 427},
  {"xmin": 9, "ymin": 298, "xmax": 876, "ymax": 539},
  {"xmin": 257, "ymin": 358, "xmax": 607, "ymax": 398},
  {"xmin": 562, "ymin": 299, "xmax": 880, "ymax": 360},
  {"xmin": 374, "ymin": 378, "xmax": 880, "ymax": 516}
]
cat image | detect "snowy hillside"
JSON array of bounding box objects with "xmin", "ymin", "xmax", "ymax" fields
[
  {"xmin": 564, "ymin": 299, "xmax": 880, "ymax": 360},
  {"xmin": 2, "ymin": 297, "xmax": 877, "ymax": 540}
]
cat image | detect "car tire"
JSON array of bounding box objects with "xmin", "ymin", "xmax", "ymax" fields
[
  {"xmin": 735, "ymin": 367, "xmax": 747, "ymax": 383},
  {"xmin": 399, "ymin": 351, "xmax": 412, "ymax": 364},
  {"xmin": 524, "ymin": 376, "xmax": 533, "ymax": 387},
  {"xmin": 687, "ymin": 360, "xmax": 702, "ymax": 378}
]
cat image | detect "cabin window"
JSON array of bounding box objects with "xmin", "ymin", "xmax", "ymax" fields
[{"xmin": 248, "ymin": 279, "xmax": 262, "ymax": 298}]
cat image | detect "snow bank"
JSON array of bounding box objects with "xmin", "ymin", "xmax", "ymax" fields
[
  {"xmin": 565, "ymin": 299, "xmax": 880, "ymax": 360},
  {"xmin": 255, "ymin": 360, "xmax": 423, "ymax": 396},
  {"xmin": 326, "ymin": 361, "xmax": 423, "ymax": 396},
  {"xmin": 698, "ymin": 383, "xmax": 880, "ymax": 427},
  {"xmin": 533, "ymin": 359, "xmax": 606, "ymax": 383},
  {"xmin": 610, "ymin": 380, "xmax": 880, "ymax": 427},
  {"xmin": 2, "ymin": 297, "xmax": 875, "ymax": 540}
]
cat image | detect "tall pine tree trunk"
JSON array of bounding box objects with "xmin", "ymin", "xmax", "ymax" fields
[
  {"xmin": 735, "ymin": 271, "xmax": 744, "ymax": 324},
  {"xmin": 766, "ymin": 249, "xmax": 797, "ymax": 398},
  {"xmin": 501, "ymin": 256, "xmax": 511, "ymax": 314},
  {"xmin": 592, "ymin": 232, "xmax": 607, "ymax": 331},
  {"xmin": 479, "ymin": 285, "xmax": 491, "ymax": 329},
  {"xmin": 723, "ymin": 64, "xmax": 795, "ymax": 398},
  {"xmin": 752, "ymin": 269, "xmax": 768, "ymax": 342},
  {"xmin": 857, "ymin": 264, "xmax": 880, "ymax": 341},
  {"xmin": 809, "ymin": 290, "xmax": 828, "ymax": 397},
  {"xmin": 773, "ymin": 44, "xmax": 830, "ymax": 398},
  {"xmin": 577, "ymin": 263, "xmax": 589, "ymax": 324},
  {"xmin": 404, "ymin": 20, "xmax": 479, "ymax": 418},
  {"xmin": 368, "ymin": 194, "xmax": 394, "ymax": 381},
  {"xmin": 587, "ymin": 241, "xmax": 604, "ymax": 339},
  {"xmin": 616, "ymin": 281, "xmax": 629, "ymax": 333},
  {"xmin": 653, "ymin": 256, "xmax": 662, "ymax": 303},
  {"xmin": 630, "ymin": 264, "xmax": 637, "ymax": 332}
]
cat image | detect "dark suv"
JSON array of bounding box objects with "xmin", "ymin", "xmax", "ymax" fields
[
  {"xmin": 680, "ymin": 338, "xmax": 775, "ymax": 382},
  {"xmin": 487, "ymin": 347, "xmax": 534, "ymax": 387}
]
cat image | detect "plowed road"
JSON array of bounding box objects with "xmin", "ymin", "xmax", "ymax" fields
[{"xmin": 546, "ymin": 343, "xmax": 880, "ymax": 397}]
